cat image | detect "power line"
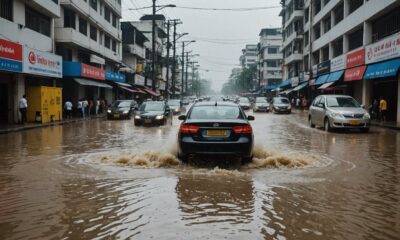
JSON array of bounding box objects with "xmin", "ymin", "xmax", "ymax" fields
[{"xmin": 174, "ymin": 6, "xmax": 281, "ymax": 11}]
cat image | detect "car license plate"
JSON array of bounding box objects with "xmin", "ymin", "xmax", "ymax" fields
[
  {"xmin": 144, "ymin": 119, "xmax": 152, "ymax": 124},
  {"xmin": 206, "ymin": 130, "xmax": 228, "ymax": 137},
  {"xmin": 349, "ymin": 120, "xmax": 360, "ymax": 125},
  {"xmin": 114, "ymin": 114, "xmax": 120, "ymax": 118}
]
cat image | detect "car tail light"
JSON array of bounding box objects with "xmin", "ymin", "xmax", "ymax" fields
[
  {"xmin": 179, "ymin": 124, "xmax": 200, "ymax": 134},
  {"xmin": 232, "ymin": 125, "xmax": 252, "ymax": 134}
]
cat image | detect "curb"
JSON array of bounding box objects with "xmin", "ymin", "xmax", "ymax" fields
[
  {"xmin": 0, "ymin": 115, "xmax": 106, "ymax": 135},
  {"xmin": 370, "ymin": 123, "xmax": 400, "ymax": 131}
]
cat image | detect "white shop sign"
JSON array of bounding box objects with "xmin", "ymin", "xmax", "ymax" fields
[
  {"xmin": 23, "ymin": 47, "xmax": 62, "ymax": 78},
  {"xmin": 365, "ymin": 32, "xmax": 400, "ymax": 64},
  {"xmin": 330, "ymin": 55, "xmax": 345, "ymax": 72}
]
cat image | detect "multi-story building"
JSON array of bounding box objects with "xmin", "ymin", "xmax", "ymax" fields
[
  {"xmin": 258, "ymin": 28, "xmax": 283, "ymax": 87},
  {"xmin": 55, "ymin": 0, "xmax": 123, "ymax": 105},
  {"xmin": 240, "ymin": 44, "xmax": 258, "ymax": 68},
  {"xmin": 0, "ymin": 0, "xmax": 62, "ymax": 124},
  {"xmin": 279, "ymin": 0, "xmax": 400, "ymax": 123}
]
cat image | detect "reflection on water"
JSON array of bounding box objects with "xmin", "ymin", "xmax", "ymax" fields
[{"xmin": 0, "ymin": 113, "xmax": 399, "ymax": 239}]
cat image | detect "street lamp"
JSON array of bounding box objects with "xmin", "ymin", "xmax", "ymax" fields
[{"xmin": 180, "ymin": 40, "xmax": 196, "ymax": 99}]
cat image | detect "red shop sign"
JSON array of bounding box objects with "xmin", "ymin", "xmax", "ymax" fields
[
  {"xmin": 346, "ymin": 49, "xmax": 365, "ymax": 68},
  {"xmin": 344, "ymin": 66, "xmax": 367, "ymax": 82},
  {"xmin": 81, "ymin": 63, "xmax": 105, "ymax": 80},
  {"xmin": 0, "ymin": 38, "xmax": 23, "ymax": 61}
]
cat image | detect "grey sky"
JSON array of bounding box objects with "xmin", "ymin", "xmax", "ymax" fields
[{"xmin": 122, "ymin": 0, "xmax": 282, "ymax": 92}]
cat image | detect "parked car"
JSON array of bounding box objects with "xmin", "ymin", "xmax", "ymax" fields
[
  {"xmin": 253, "ymin": 97, "xmax": 270, "ymax": 112},
  {"xmin": 177, "ymin": 101, "xmax": 254, "ymax": 164},
  {"xmin": 168, "ymin": 99, "xmax": 183, "ymax": 115},
  {"xmin": 308, "ymin": 95, "xmax": 371, "ymax": 132},
  {"xmin": 107, "ymin": 100, "xmax": 138, "ymax": 120},
  {"xmin": 134, "ymin": 101, "xmax": 172, "ymax": 126},
  {"xmin": 238, "ymin": 97, "xmax": 251, "ymax": 110},
  {"xmin": 271, "ymin": 97, "xmax": 291, "ymax": 114},
  {"xmin": 182, "ymin": 97, "xmax": 190, "ymax": 105}
]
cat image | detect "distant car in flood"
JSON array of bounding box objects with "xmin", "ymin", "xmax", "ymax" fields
[
  {"xmin": 238, "ymin": 97, "xmax": 251, "ymax": 110},
  {"xmin": 167, "ymin": 99, "xmax": 183, "ymax": 115},
  {"xmin": 107, "ymin": 100, "xmax": 138, "ymax": 120},
  {"xmin": 308, "ymin": 95, "xmax": 370, "ymax": 132},
  {"xmin": 177, "ymin": 101, "xmax": 254, "ymax": 164},
  {"xmin": 271, "ymin": 97, "xmax": 291, "ymax": 114},
  {"xmin": 253, "ymin": 97, "xmax": 270, "ymax": 112},
  {"xmin": 134, "ymin": 101, "xmax": 172, "ymax": 126}
]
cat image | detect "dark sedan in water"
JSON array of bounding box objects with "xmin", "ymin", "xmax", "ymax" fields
[
  {"xmin": 107, "ymin": 100, "xmax": 138, "ymax": 120},
  {"xmin": 134, "ymin": 101, "xmax": 172, "ymax": 126},
  {"xmin": 177, "ymin": 102, "xmax": 254, "ymax": 163}
]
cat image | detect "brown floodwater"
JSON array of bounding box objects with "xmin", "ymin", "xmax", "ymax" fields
[{"xmin": 0, "ymin": 111, "xmax": 399, "ymax": 239}]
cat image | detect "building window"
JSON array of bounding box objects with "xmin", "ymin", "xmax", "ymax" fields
[
  {"xmin": 333, "ymin": 2, "xmax": 344, "ymax": 25},
  {"xmin": 100, "ymin": 2, "xmax": 103, "ymax": 15},
  {"xmin": 112, "ymin": 40, "xmax": 116, "ymax": 52},
  {"xmin": 314, "ymin": 24, "xmax": 321, "ymax": 40},
  {"xmin": 304, "ymin": 7, "xmax": 309, "ymax": 23},
  {"xmin": 321, "ymin": 46, "xmax": 329, "ymax": 61},
  {"xmin": 25, "ymin": 7, "xmax": 51, "ymax": 37},
  {"xmin": 112, "ymin": 14, "xmax": 117, "ymax": 27},
  {"xmin": 105, "ymin": 35, "xmax": 110, "ymax": 49},
  {"xmin": 303, "ymin": 55, "xmax": 309, "ymax": 72},
  {"xmin": 304, "ymin": 31, "xmax": 309, "ymax": 46},
  {"xmin": 323, "ymin": 17, "xmax": 331, "ymax": 33},
  {"xmin": 64, "ymin": 9, "xmax": 75, "ymax": 29},
  {"xmin": 89, "ymin": 0, "xmax": 97, "ymax": 11},
  {"xmin": 79, "ymin": 17, "xmax": 87, "ymax": 36},
  {"xmin": 372, "ymin": 7, "xmax": 400, "ymax": 42},
  {"xmin": 332, "ymin": 37, "xmax": 343, "ymax": 57},
  {"xmin": 349, "ymin": 0, "xmax": 363, "ymax": 14},
  {"xmin": 314, "ymin": 0, "xmax": 321, "ymax": 15},
  {"xmin": 99, "ymin": 31, "xmax": 103, "ymax": 45},
  {"xmin": 90, "ymin": 25, "xmax": 97, "ymax": 41},
  {"xmin": 312, "ymin": 51, "xmax": 319, "ymax": 65},
  {"xmin": 267, "ymin": 47, "xmax": 279, "ymax": 54},
  {"xmin": 52, "ymin": 0, "xmax": 58, "ymax": 3},
  {"xmin": 0, "ymin": 0, "xmax": 13, "ymax": 21},
  {"xmin": 348, "ymin": 27, "xmax": 363, "ymax": 51},
  {"xmin": 104, "ymin": 7, "xmax": 110, "ymax": 22},
  {"xmin": 323, "ymin": 0, "xmax": 330, "ymax": 5},
  {"xmin": 266, "ymin": 60, "xmax": 279, "ymax": 67},
  {"xmin": 56, "ymin": 46, "xmax": 72, "ymax": 61}
]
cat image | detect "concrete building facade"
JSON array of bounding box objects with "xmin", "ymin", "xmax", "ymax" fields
[{"xmin": 240, "ymin": 44, "xmax": 258, "ymax": 68}]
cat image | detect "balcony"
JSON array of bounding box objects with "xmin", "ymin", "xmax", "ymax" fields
[
  {"xmin": 104, "ymin": 0, "xmax": 122, "ymax": 17},
  {"xmin": 263, "ymin": 53, "xmax": 283, "ymax": 60},
  {"xmin": 285, "ymin": 53, "xmax": 303, "ymax": 64},
  {"xmin": 55, "ymin": 27, "xmax": 121, "ymax": 62},
  {"xmin": 124, "ymin": 44, "xmax": 146, "ymax": 59},
  {"xmin": 31, "ymin": 0, "xmax": 61, "ymax": 17},
  {"xmin": 283, "ymin": 31, "xmax": 304, "ymax": 49},
  {"xmin": 284, "ymin": 10, "xmax": 304, "ymax": 29}
]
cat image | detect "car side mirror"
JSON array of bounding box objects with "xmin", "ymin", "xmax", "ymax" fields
[
  {"xmin": 360, "ymin": 104, "xmax": 365, "ymax": 109},
  {"xmin": 317, "ymin": 103, "xmax": 325, "ymax": 108},
  {"xmin": 247, "ymin": 115, "xmax": 255, "ymax": 121},
  {"xmin": 178, "ymin": 115, "xmax": 186, "ymax": 121}
]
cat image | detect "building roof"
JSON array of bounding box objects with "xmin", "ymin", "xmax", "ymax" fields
[
  {"xmin": 140, "ymin": 14, "xmax": 166, "ymax": 21},
  {"xmin": 259, "ymin": 28, "xmax": 282, "ymax": 36}
]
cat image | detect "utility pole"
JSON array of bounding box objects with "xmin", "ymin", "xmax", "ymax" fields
[
  {"xmin": 165, "ymin": 21, "xmax": 171, "ymax": 100},
  {"xmin": 181, "ymin": 42, "xmax": 185, "ymax": 100},
  {"xmin": 151, "ymin": 0, "xmax": 157, "ymax": 98},
  {"xmin": 185, "ymin": 52, "xmax": 189, "ymax": 95},
  {"xmin": 171, "ymin": 21, "xmax": 178, "ymax": 98}
]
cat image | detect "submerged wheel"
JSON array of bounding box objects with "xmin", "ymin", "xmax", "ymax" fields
[
  {"xmin": 242, "ymin": 156, "xmax": 253, "ymax": 164},
  {"xmin": 324, "ymin": 118, "xmax": 331, "ymax": 132},
  {"xmin": 309, "ymin": 116, "xmax": 315, "ymax": 128},
  {"xmin": 360, "ymin": 128, "xmax": 370, "ymax": 133}
]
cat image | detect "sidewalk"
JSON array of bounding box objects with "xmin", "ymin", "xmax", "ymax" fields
[{"xmin": 0, "ymin": 114, "xmax": 106, "ymax": 135}]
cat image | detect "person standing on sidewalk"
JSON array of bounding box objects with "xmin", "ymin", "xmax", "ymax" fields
[
  {"xmin": 64, "ymin": 100, "xmax": 73, "ymax": 119},
  {"xmin": 19, "ymin": 94, "xmax": 28, "ymax": 124},
  {"xmin": 82, "ymin": 99, "xmax": 89, "ymax": 119},
  {"xmin": 77, "ymin": 100, "xmax": 84, "ymax": 118},
  {"xmin": 379, "ymin": 96, "xmax": 387, "ymax": 123}
]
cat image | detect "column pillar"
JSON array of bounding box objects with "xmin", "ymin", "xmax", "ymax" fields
[
  {"xmin": 362, "ymin": 79, "xmax": 372, "ymax": 110},
  {"xmin": 343, "ymin": 0, "xmax": 350, "ymax": 17},
  {"xmin": 363, "ymin": 21, "xmax": 372, "ymax": 46},
  {"xmin": 343, "ymin": 34, "xmax": 349, "ymax": 53},
  {"xmin": 13, "ymin": 74, "xmax": 25, "ymax": 124}
]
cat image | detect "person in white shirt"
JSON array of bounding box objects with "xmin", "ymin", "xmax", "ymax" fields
[
  {"xmin": 19, "ymin": 94, "xmax": 28, "ymax": 124},
  {"xmin": 77, "ymin": 100, "xmax": 83, "ymax": 118},
  {"xmin": 82, "ymin": 99, "xmax": 89, "ymax": 118},
  {"xmin": 64, "ymin": 100, "xmax": 73, "ymax": 119}
]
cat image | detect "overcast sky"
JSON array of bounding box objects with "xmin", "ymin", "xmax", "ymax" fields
[{"xmin": 122, "ymin": 0, "xmax": 282, "ymax": 92}]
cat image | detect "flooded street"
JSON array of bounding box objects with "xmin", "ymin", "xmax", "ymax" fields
[{"xmin": 0, "ymin": 112, "xmax": 399, "ymax": 240}]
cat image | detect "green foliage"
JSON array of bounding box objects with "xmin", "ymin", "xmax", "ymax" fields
[{"xmin": 221, "ymin": 65, "xmax": 257, "ymax": 94}]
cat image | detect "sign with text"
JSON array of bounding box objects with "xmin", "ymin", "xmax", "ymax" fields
[
  {"xmin": 0, "ymin": 38, "xmax": 22, "ymax": 72},
  {"xmin": 365, "ymin": 32, "xmax": 400, "ymax": 64},
  {"xmin": 23, "ymin": 46, "xmax": 62, "ymax": 78},
  {"xmin": 344, "ymin": 66, "xmax": 367, "ymax": 82},
  {"xmin": 106, "ymin": 71, "xmax": 126, "ymax": 82},
  {"xmin": 134, "ymin": 74, "xmax": 145, "ymax": 86},
  {"xmin": 346, "ymin": 48, "xmax": 365, "ymax": 68},
  {"xmin": 330, "ymin": 55, "xmax": 345, "ymax": 72},
  {"xmin": 81, "ymin": 63, "xmax": 105, "ymax": 80},
  {"xmin": 317, "ymin": 60, "xmax": 330, "ymax": 76}
]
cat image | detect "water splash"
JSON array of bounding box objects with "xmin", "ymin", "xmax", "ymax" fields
[{"xmin": 100, "ymin": 151, "xmax": 180, "ymax": 168}]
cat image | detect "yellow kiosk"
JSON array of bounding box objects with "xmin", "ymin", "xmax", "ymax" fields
[{"xmin": 27, "ymin": 86, "xmax": 63, "ymax": 123}]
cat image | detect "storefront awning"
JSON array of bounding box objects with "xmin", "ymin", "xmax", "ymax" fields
[
  {"xmin": 281, "ymin": 88, "xmax": 295, "ymax": 94},
  {"xmin": 74, "ymin": 78, "xmax": 113, "ymax": 89},
  {"xmin": 344, "ymin": 66, "xmax": 367, "ymax": 81},
  {"xmin": 279, "ymin": 80, "xmax": 291, "ymax": 88},
  {"xmin": 143, "ymin": 87, "xmax": 161, "ymax": 97},
  {"xmin": 264, "ymin": 84, "xmax": 278, "ymax": 90},
  {"xmin": 318, "ymin": 82, "xmax": 335, "ymax": 89},
  {"xmin": 326, "ymin": 70, "xmax": 344, "ymax": 83},
  {"xmin": 292, "ymin": 82, "xmax": 308, "ymax": 91},
  {"xmin": 119, "ymin": 86, "xmax": 143, "ymax": 94},
  {"xmin": 115, "ymin": 82, "xmax": 133, "ymax": 87},
  {"xmin": 133, "ymin": 87, "xmax": 147, "ymax": 94},
  {"xmin": 364, "ymin": 58, "xmax": 400, "ymax": 80},
  {"xmin": 315, "ymin": 74, "xmax": 329, "ymax": 85}
]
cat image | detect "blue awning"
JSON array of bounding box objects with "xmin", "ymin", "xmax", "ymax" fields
[
  {"xmin": 326, "ymin": 70, "xmax": 344, "ymax": 83},
  {"xmin": 264, "ymin": 84, "xmax": 278, "ymax": 90},
  {"xmin": 292, "ymin": 81, "xmax": 308, "ymax": 91},
  {"xmin": 315, "ymin": 74, "xmax": 329, "ymax": 85},
  {"xmin": 279, "ymin": 80, "xmax": 291, "ymax": 88},
  {"xmin": 364, "ymin": 58, "xmax": 400, "ymax": 80}
]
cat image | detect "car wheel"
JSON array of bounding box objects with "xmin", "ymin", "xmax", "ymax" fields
[
  {"xmin": 360, "ymin": 128, "xmax": 370, "ymax": 133},
  {"xmin": 134, "ymin": 121, "xmax": 140, "ymax": 126},
  {"xmin": 178, "ymin": 154, "xmax": 188, "ymax": 163},
  {"xmin": 324, "ymin": 118, "xmax": 331, "ymax": 132},
  {"xmin": 309, "ymin": 116, "xmax": 315, "ymax": 128},
  {"xmin": 242, "ymin": 156, "xmax": 253, "ymax": 164}
]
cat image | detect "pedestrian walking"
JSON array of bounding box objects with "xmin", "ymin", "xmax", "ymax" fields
[
  {"xmin": 64, "ymin": 100, "xmax": 73, "ymax": 119},
  {"xmin": 96, "ymin": 99, "xmax": 100, "ymax": 115},
  {"xmin": 83, "ymin": 99, "xmax": 89, "ymax": 119},
  {"xmin": 379, "ymin": 96, "xmax": 387, "ymax": 123},
  {"xmin": 77, "ymin": 100, "xmax": 84, "ymax": 118},
  {"xmin": 296, "ymin": 97, "xmax": 301, "ymax": 109},
  {"xmin": 301, "ymin": 97, "xmax": 308, "ymax": 111},
  {"xmin": 19, "ymin": 94, "xmax": 28, "ymax": 124}
]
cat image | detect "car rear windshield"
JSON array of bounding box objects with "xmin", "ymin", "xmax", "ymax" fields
[
  {"xmin": 112, "ymin": 101, "xmax": 131, "ymax": 108},
  {"xmin": 274, "ymin": 98, "xmax": 289, "ymax": 104},
  {"xmin": 326, "ymin": 97, "xmax": 360, "ymax": 108},
  {"xmin": 140, "ymin": 102, "xmax": 164, "ymax": 111},
  {"xmin": 189, "ymin": 106, "xmax": 245, "ymax": 120}
]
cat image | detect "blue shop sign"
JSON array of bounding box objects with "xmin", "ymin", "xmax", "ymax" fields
[
  {"xmin": 106, "ymin": 71, "xmax": 126, "ymax": 82},
  {"xmin": 63, "ymin": 61, "xmax": 82, "ymax": 77},
  {"xmin": 0, "ymin": 58, "xmax": 22, "ymax": 72},
  {"xmin": 364, "ymin": 58, "xmax": 400, "ymax": 80}
]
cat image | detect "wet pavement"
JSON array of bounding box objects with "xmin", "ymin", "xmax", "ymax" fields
[{"xmin": 0, "ymin": 110, "xmax": 399, "ymax": 239}]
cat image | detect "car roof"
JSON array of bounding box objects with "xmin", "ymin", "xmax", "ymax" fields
[
  {"xmin": 320, "ymin": 94, "xmax": 353, "ymax": 98},
  {"xmin": 194, "ymin": 101, "xmax": 238, "ymax": 107}
]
